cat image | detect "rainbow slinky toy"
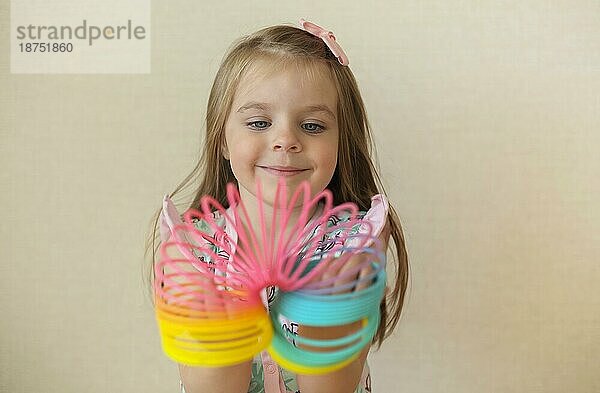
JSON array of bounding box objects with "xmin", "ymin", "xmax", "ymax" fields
[{"xmin": 154, "ymin": 179, "xmax": 387, "ymax": 375}]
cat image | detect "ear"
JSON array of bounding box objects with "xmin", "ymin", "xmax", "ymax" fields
[{"xmin": 221, "ymin": 141, "xmax": 230, "ymax": 160}]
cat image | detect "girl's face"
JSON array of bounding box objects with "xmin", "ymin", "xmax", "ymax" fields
[{"xmin": 223, "ymin": 61, "xmax": 339, "ymax": 206}]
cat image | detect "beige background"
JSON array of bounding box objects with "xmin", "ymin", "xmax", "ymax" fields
[{"xmin": 1, "ymin": 1, "xmax": 599, "ymax": 392}]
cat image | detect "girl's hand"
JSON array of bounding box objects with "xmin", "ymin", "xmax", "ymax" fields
[
  {"xmin": 313, "ymin": 251, "xmax": 373, "ymax": 295},
  {"xmin": 159, "ymin": 228, "xmax": 246, "ymax": 318},
  {"xmin": 296, "ymin": 219, "xmax": 391, "ymax": 355},
  {"xmin": 308, "ymin": 219, "xmax": 391, "ymax": 295},
  {"xmin": 162, "ymin": 237, "xmax": 254, "ymax": 390},
  {"xmin": 156, "ymin": 229, "xmax": 266, "ymax": 372}
]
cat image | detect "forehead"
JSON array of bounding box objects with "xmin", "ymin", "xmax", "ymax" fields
[{"xmin": 232, "ymin": 58, "xmax": 338, "ymax": 113}]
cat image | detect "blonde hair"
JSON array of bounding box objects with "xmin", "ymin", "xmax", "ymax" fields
[{"xmin": 144, "ymin": 22, "xmax": 410, "ymax": 349}]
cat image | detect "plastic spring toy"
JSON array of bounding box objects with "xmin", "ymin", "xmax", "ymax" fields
[{"xmin": 154, "ymin": 178, "xmax": 387, "ymax": 374}]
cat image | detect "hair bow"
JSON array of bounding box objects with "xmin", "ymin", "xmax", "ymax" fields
[{"xmin": 299, "ymin": 18, "xmax": 349, "ymax": 66}]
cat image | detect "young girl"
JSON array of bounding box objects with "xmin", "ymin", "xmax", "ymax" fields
[{"xmin": 146, "ymin": 18, "xmax": 409, "ymax": 393}]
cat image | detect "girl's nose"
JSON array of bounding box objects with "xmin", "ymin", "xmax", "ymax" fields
[{"xmin": 272, "ymin": 128, "xmax": 302, "ymax": 152}]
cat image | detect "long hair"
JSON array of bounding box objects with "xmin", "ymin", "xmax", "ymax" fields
[{"xmin": 144, "ymin": 22, "xmax": 410, "ymax": 350}]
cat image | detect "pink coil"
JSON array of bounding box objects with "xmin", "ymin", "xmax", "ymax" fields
[{"xmin": 155, "ymin": 178, "xmax": 379, "ymax": 311}]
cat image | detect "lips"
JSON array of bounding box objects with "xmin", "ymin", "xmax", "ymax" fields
[
  {"xmin": 257, "ymin": 165, "xmax": 308, "ymax": 177},
  {"xmin": 262, "ymin": 165, "xmax": 305, "ymax": 171}
]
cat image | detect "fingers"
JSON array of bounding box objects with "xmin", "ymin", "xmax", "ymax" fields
[
  {"xmin": 354, "ymin": 261, "xmax": 373, "ymax": 292},
  {"xmin": 328, "ymin": 253, "xmax": 360, "ymax": 294},
  {"xmin": 331, "ymin": 251, "xmax": 374, "ymax": 294}
]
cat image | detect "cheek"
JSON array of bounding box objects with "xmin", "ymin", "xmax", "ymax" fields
[
  {"xmin": 229, "ymin": 142, "xmax": 260, "ymax": 167},
  {"xmin": 323, "ymin": 141, "xmax": 339, "ymax": 171}
]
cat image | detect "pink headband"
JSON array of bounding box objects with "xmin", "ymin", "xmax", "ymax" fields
[{"xmin": 299, "ymin": 18, "xmax": 349, "ymax": 66}]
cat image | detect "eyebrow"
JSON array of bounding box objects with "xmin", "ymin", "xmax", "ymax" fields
[{"xmin": 236, "ymin": 101, "xmax": 336, "ymax": 120}]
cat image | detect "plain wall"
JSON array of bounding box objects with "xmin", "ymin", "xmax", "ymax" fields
[{"xmin": 1, "ymin": 1, "xmax": 599, "ymax": 392}]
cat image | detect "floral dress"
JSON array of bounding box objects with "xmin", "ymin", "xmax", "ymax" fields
[{"xmin": 161, "ymin": 195, "xmax": 388, "ymax": 393}]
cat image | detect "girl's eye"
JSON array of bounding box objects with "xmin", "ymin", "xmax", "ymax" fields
[
  {"xmin": 302, "ymin": 123, "xmax": 325, "ymax": 134},
  {"xmin": 246, "ymin": 120, "xmax": 270, "ymax": 130}
]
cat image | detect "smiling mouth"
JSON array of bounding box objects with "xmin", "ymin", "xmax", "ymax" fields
[{"xmin": 257, "ymin": 166, "xmax": 309, "ymax": 177}]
